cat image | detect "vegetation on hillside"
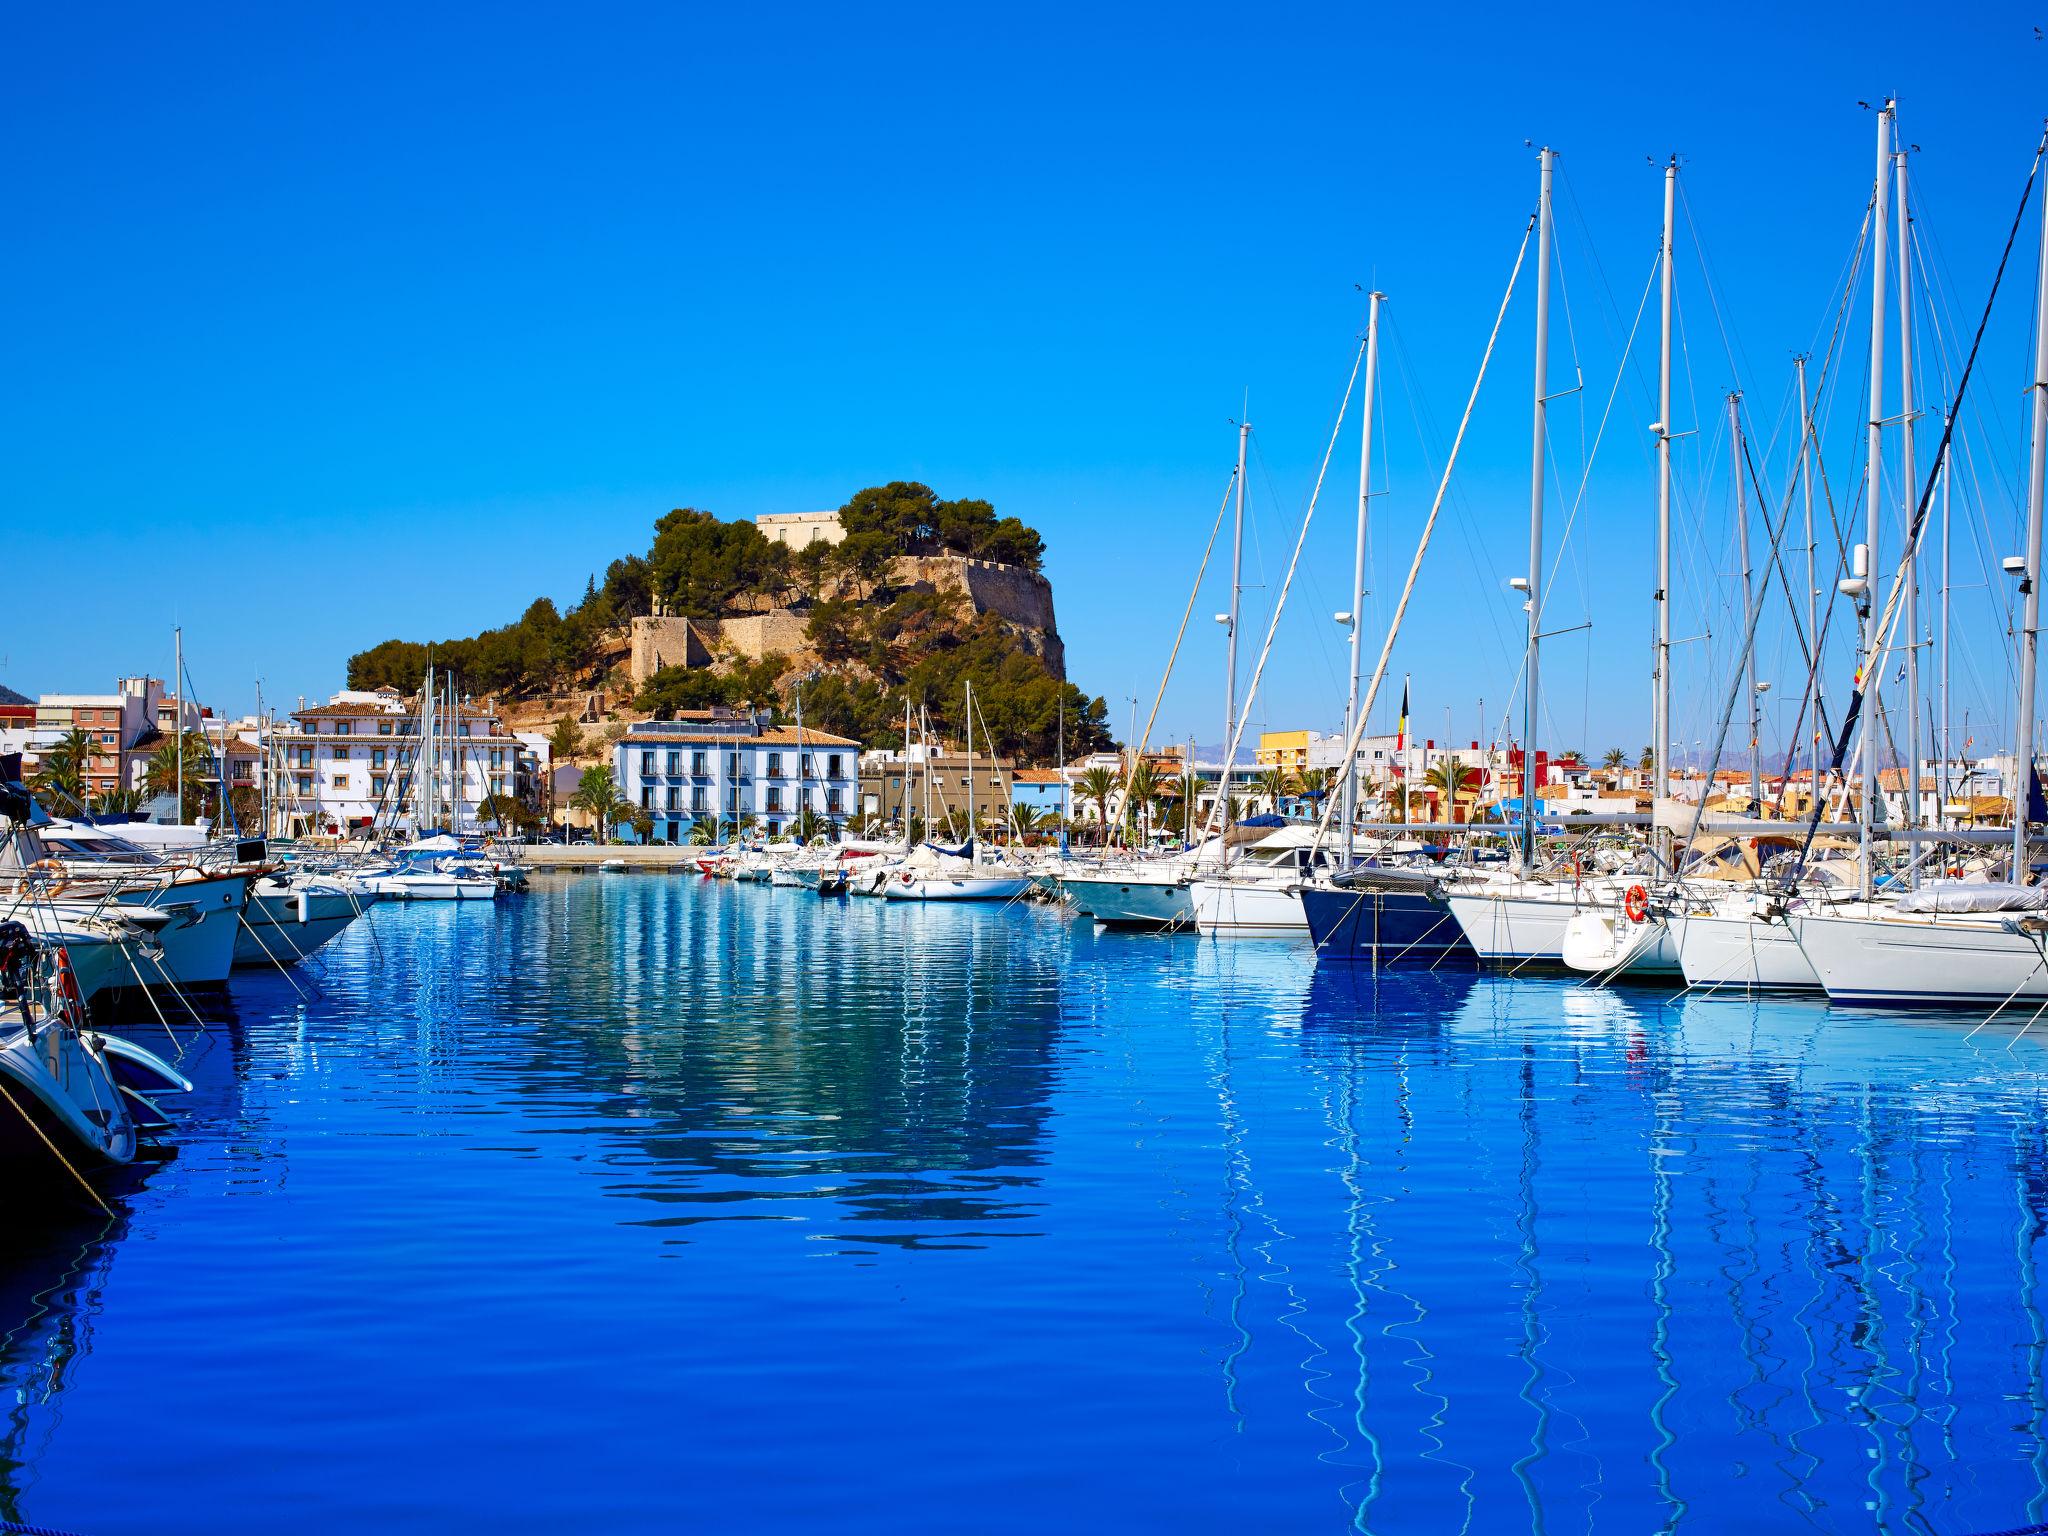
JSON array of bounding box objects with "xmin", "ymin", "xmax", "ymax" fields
[{"xmin": 345, "ymin": 482, "xmax": 1106, "ymax": 764}]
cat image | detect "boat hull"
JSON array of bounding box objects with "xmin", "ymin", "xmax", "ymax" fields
[
  {"xmin": 1301, "ymin": 884, "xmax": 1473, "ymax": 966},
  {"xmin": 1443, "ymin": 889, "xmax": 1587, "ymax": 966},
  {"xmin": 1670, "ymin": 908, "xmax": 1821, "ymax": 993},
  {"xmin": 1064, "ymin": 874, "xmax": 1193, "ymax": 928},
  {"xmin": 1791, "ymin": 909, "xmax": 2048, "ymax": 1006},
  {"xmin": 1559, "ymin": 910, "xmax": 1683, "ymax": 979},
  {"xmin": 233, "ymin": 889, "xmax": 363, "ymax": 968},
  {"xmin": 1190, "ymin": 880, "xmax": 1307, "ymax": 938},
  {"xmin": 880, "ymin": 874, "xmax": 1034, "ymax": 901}
]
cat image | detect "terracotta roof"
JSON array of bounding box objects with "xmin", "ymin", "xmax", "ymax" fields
[{"xmin": 1012, "ymin": 768, "xmax": 1067, "ymax": 784}]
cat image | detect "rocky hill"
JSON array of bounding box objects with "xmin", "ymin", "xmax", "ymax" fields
[{"xmin": 347, "ymin": 482, "xmax": 1110, "ymax": 765}]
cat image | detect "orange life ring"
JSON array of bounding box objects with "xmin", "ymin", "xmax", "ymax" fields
[
  {"xmin": 1624, "ymin": 885, "xmax": 1649, "ymax": 923},
  {"xmin": 53, "ymin": 947, "xmax": 86, "ymax": 1021}
]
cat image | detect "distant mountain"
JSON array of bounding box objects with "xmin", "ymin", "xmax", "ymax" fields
[{"xmin": 0, "ymin": 684, "xmax": 29, "ymax": 707}]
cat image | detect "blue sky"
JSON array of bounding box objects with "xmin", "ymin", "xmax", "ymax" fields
[{"xmin": 6, "ymin": 2, "xmax": 2046, "ymax": 761}]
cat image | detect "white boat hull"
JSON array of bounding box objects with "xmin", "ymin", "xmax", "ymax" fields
[
  {"xmin": 1444, "ymin": 889, "xmax": 1589, "ymax": 965},
  {"xmin": 880, "ymin": 873, "xmax": 1033, "ymax": 901},
  {"xmin": 1791, "ymin": 908, "xmax": 2048, "ymax": 1006},
  {"xmin": 234, "ymin": 889, "xmax": 363, "ymax": 968},
  {"xmin": 1190, "ymin": 880, "xmax": 1307, "ymax": 937},
  {"xmin": 1670, "ymin": 908, "xmax": 1821, "ymax": 993},
  {"xmin": 1559, "ymin": 909, "xmax": 1683, "ymax": 978},
  {"xmin": 1064, "ymin": 873, "xmax": 1193, "ymax": 927}
]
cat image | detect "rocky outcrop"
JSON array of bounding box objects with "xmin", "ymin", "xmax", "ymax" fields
[{"xmin": 887, "ymin": 555, "xmax": 1066, "ymax": 678}]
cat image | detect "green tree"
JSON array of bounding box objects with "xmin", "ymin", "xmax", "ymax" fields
[
  {"xmin": 548, "ymin": 717, "xmax": 583, "ymax": 761},
  {"xmin": 570, "ymin": 764, "xmax": 623, "ymax": 839},
  {"xmin": 31, "ymin": 727, "xmax": 96, "ymax": 809},
  {"xmin": 1077, "ymin": 766, "xmax": 1117, "ymax": 842},
  {"xmin": 1602, "ymin": 747, "xmax": 1626, "ymax": 769},
  {"xmin": 1423, "ymin": 761, "xmax": 1481, "ymax": 823},
  {"xmin": 143, "ymin": 730, "xmax": 209, "ymax": 820}
]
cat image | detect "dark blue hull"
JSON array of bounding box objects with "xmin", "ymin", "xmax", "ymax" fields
[{"xmin": 1302, "ymin": 883, "xmax": 1476, "ymax": 967}]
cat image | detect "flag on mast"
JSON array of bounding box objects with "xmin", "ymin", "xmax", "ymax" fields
[{"xmin": 1397, "ymin": 678, "xmax": 1409, "ymax": 753}]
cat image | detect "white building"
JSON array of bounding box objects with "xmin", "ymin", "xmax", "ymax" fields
[
  {"xmin": 270, "ymin": 688, "xmax": 533, "ymax": 837},
  {"xmin": 754, "ymin": 511, "xmax": 845, "ymax": 551},
  {"xmin": 615, "ymin": 712, "xmax": 860, "ymax": 842}
]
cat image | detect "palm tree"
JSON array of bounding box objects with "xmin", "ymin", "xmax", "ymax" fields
[
  {"xmin": 1076, "ymin": 767, "xmax": 1117, "ymax": 841},
  {"xmin": 32, "ymin": 726, "xmax": 98, "ymax": 809},
  {"xmin": 1010, "ymin": 802, "xmax": 1047, "ymax": 838},
  {"xmin": 1254, "ymin": 766, "xmax": 1295, "ymax": 816},
  {"xmin": 143, "ymin": 729, "xmax": 209, "ymax": 819},
  {"xmin": 569, "ymin": 763, "xmax": 622, "ymax": 839},
  {"xmin": 1602, "ymin": 747, "xmax": 1627, "ymax": 769},
  {"xmin": 687, "ymin": 817, "xmax": 719, "ymax": 845},
  {"xmin": 1422, "ymin": 761, "xmax": 1481, "ymax": 823},
  {"xmin": 789, "ymin": 807, "xmax": 827, "ymax": 842},
  {"xmin": 1125, "ymin": 760, "xmax": 1159, "ymax": 838},
  {"xmin": 94, "ymin": 786, "xmax": 144, "ymax": 816}
]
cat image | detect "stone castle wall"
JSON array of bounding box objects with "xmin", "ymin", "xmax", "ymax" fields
[
  {"xmin": 628, "ymin": 616, "xmax": 712, "ymax": 686},
  {"xmin": 888, "ymin": 555, "xmax": 1065, "ymax": 678}
]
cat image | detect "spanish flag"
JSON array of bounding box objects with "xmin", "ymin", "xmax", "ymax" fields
[{"xmin": 1397, "ymin": 679, "xmax": 1409, "ymax": 753}]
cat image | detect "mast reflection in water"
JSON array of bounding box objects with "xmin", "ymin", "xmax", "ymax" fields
[{"xmin": 0, "ymin": 876, "xmax": 2046, "ymax": 1533}]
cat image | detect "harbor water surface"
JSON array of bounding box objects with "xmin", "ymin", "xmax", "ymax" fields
[{"xmin": 8, "ymin": 873, "xmax": 2048, "ymax": 1533}]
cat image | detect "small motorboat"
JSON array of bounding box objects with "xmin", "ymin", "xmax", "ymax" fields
[
  {"xmin": 0, "ymin": 922, "xmax": 189, "ymax": 1202},
  {"xmin": 600, "ymin": 858, "xmax": 629, "ymax": 873}
]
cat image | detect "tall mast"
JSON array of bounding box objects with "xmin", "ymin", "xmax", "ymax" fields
[
  {"xmin": 1940, "ymin": 408, "xmax": 1953, "ymax": 823},
  {"xmin": 1731, "ymin": 392, "xmax": 1760, "ymax": 803},
  {"xmin": 173, "ymin": 624, "xmax": 184, "ymax": 823},
  {"xmin": 1859, "ymin": 101, "xmax": 1894, "ymax": 895},
  {"xmin": 1343, "ymin": 292, "xmax": 1385, "ymax": 870},
  {"xmin": 965, "ymin": 678, "xmax": 975, "ymax": 855},
  {"xmin": 1222, "ymin": 413, "xmax": 1250, "ymax": 834},
  {"xmin": 1796, "ymin": 355, "xmax": 1819, "ymax": 788},
  {"xmin": 1895, "ymin": 144, "xmax": 1922, "ymax": 879},
  {"xmin": 2014, "ymin": 155, "xmax": 2048, "ymax": 883},
  {"xmin": 1522, "ymin": 146, "xmax": 1555, "ymax": 871},
  {"xmin": 794, "ymin": 676, "xmax": 807, "ymax": 836},
  {"xmin": 1653, "ymin": 157, "xmax": 1676, "ymax": 843}
]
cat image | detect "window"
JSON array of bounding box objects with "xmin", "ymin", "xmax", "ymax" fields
[
  {"xmin": 640, "ymin": 786, "xmax": 652, "ymax": 809},
  {"xmin": 489, "ymin": 749, "xmax": 504, "ymax": 769},
  {"xmin": 336, "ymin": 720, "xmax": 352, "ymax": 735},
  {"xmin": 372, "ymin": 749, "xmax": 386, "ymax": 768},
  {"xmin": 827, "ymin": 754, "xmax": 843, "ymax": 779},
  {"xmin": 491, "ymin": 776, "xmax": 505, "ymax": 796},
  {"xmin": 767, "ymin": 752, "xmax": 783, "ymax": 778},
  {"xmin": 691, "ymin": 751, "xmax": 708, "ymax": 776},
  {"xmin": 296, "ymin": 748, "xmax": 315, "ymax": 769},
  {"xmin": 767, "ymin": 788, "xmax": 783, "ymax": 813},
  {"xmin": 663, "ymin": 751, "xmax": 678, "ymax": 775},
  {"xmin": 332, "ymin": 746, "xmax": 351, "ymax": 759},
  {"xmin": 692, "ymin": 788, "xmax": 707, "ymax": 812},
  {"xmin": 727, "ymin": 750, "xmax": 742, "ymax": 777},
  {"xmin": 800, "ymin": 753, "xmax": 813, "ymax": 779},
  {"xmin": 233, "ymin": 762, "xmax": 253, "ymax": 781},
  {"xmin": 665, "ymin": 787, "xmax": 679, "ymax": 811},
  {"xmin": 378, "ymin": 721, "xmax": 393, "ymax": 736},
  {"xmin": 827, "ymin": 787, "xmax": 844, "ymax": 814},
  {"xmin": 641, "ymin": 751, "xmax": 655, "ymax": 777},
  {"xmin": 296, "ymin": 775, "xmax": 313, "ymax": 795},
  {"xmin": 766, "ymin": 820, "xmax": 780, "ymax": 836},
  {"xmin": 458, "ymin": 723, "xmax": 470, "ymax": 736},
  {"xmin": 99, "ymin": 732, "xmax": 115, "ymax": 745},
  {"xmin": 330, "ymin": 775, "xmax": 348, "ymax": 791},
  {"xmin": 372, "ymin": 776, "xmax": 387, "ymax": 797}
]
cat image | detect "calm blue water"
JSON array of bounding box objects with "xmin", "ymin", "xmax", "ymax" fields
[{"xmin": 6, "ymin": 874, "xmax": 2048, "ymax": 1534}]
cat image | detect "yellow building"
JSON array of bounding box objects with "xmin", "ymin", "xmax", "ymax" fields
[{"xmin": 1256, "ymin": 730, "xmax": 1323, "ymax": 774}]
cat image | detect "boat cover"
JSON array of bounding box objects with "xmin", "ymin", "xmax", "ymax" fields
[{"xmin": 1895, "ymin": 881, "xmax": 2048, "ymax": 914}]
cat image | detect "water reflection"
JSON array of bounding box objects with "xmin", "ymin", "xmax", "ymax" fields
[{"xmin": 6, "ymin": 878, "xmax": 2048, "ymax": 1532}]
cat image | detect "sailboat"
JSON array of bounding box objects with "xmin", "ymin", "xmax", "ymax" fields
[
  {"xmin": 1790, "ymin": 110, "xmax": 2048, "ymax": 1005},
  {"xmin": 880, "ymin": 683, "xmax": 1033, "ymax": 901}
]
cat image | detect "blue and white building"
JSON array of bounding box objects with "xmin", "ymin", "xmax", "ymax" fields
[{"xmin": 613, "ymin": 712, "xmax": 861, "ymax": 842}]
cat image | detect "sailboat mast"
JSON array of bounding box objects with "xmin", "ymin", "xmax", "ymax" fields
[
  {"xmin": 1654, "ymin": 157, "xmax": 1676, "ymax": 836},
  {"xmin": 1940, "ymin": 409, "xmax": 1953, "ymax": 822},
  {"xmin": 965, "ymin": 679, "xmax": 975, "ymax": 854},
  {"xmin": 173, "ymin": 624, "xmax": 184, "ymax": 824},
  {"xmin": 1895, "ymin": 144, "xmax": 1922, "ymax": 875},
  {"xmin": 2013, "ymin": 158, "xmax": 2048, "ymax": 882},
  {"xmin": 1796, "ymin": 355, "xmax": 1819, "ymax": 788},
  {"xmin": 1223, "ymin": 414, "xmax": 1249, "ymax": 834},
  {"xmin": 1731, "ymin": 392, "xmax": 1760, "ymax": 803},
  {"xmin": 1859, "ymin": 101, "xmax": 1894, "ymax": 895},
  {"xmin": 1344, "ymin": 293, "xmax": 1384, "ymax": 870},
  {"xmin": 1522, "ymin": 146, "xmax": 1555, "ymax": 871}
]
